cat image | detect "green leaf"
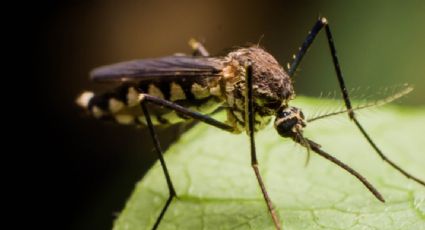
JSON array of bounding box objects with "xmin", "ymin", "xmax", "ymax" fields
[{"xmin": 113, "ymin": 96, "xmax": 425, "ymax": 230}]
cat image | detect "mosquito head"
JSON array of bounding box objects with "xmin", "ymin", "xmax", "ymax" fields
[{"xmin": 274, "ymin": 106, "xmax": 306, "ymax": 138}]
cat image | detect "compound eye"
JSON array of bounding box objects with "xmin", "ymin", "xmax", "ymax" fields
[
  {"xmin": 279, "ymin": 109, "xmax": 292, "ymax": 118},
  {"xmin": 275, "ymin": 116, "xmax": 298, "ymax": 138}
]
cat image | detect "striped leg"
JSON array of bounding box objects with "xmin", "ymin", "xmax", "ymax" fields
[
  {"xmin": 245, "ymin": 63, "xmax": 281, "ymax": 230},
  {"xmin": 289, "ymin": 17, "xmax": 425, "ymax": 187}
]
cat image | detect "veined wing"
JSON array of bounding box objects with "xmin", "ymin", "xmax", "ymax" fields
[{"xmin": 90, "ymin": 55, "xmax": 224, "ymax": 82}]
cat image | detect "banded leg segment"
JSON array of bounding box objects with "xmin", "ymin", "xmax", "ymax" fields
[
  {"xmin": 289, "ymin": 17, "xmax": 425, "ymax": 186},
  {"xmin": 245, "ymin": 63, "xmax": 281, "ymax": 230}
]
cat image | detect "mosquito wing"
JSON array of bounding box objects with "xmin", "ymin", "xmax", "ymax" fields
[{"xmin": 90, "ymin": 55, "xmax": 224, "ymax": 82}]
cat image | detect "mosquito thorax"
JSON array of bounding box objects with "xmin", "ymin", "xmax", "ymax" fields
[
  {"xmin": 221, "ymin": 47, "xmax": 295, "ymax": 132},
  {"xmin": 274, "ymin": 106, "xmax": 306, "ymax": 138}
]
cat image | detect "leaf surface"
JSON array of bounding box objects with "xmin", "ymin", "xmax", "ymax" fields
[{"xmin": 114, "ymin": 97, "xmax": 425, "ymax": 230}]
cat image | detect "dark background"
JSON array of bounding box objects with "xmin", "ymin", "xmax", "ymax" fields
[{"xmin": 29, "ymin": 0, "xmax": 424, "ymax": 229}]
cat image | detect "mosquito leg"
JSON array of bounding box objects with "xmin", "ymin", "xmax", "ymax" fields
[
  {"xmin": 140, "ymin": 94, "xmax": 234, "ymax": 132},
  {"xmin": 140, "ymin": 102, "xmax": 177, "ymax": 230},
  {"xmin": 138, "ymin": 95, "xmax": 235, "ymax": 229},
  {"xmin": 289, "ymin": 17, "xmax": 425, "ymax": 187},
  {"xmin": 323, "ymin": 18, "xmax": 425, "ymax": 186},
  {"xmin": 287, "ymin": 17, "xmax": 327, "ymax": 76},
  {"xmin": 245, "ymin": 63, "xmax": 281, "ymax": 230},
  {"xmin": 188, "ymin": 38, "xmax": 210, "ymax": 57},
  {"xmin": 351, "ymin": 119, "xmax": 425, "ymax": 186}
]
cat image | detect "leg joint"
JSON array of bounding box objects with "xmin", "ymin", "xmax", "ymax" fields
[
  {"xmin": 139, "ymin": 93, "xmax": 146, "ymax": 103},
  {"xmin": 319, "ymin": 17, "xmax": 328, "ymax": 25},
  {"xmin": 348, "ymin": 109, "xmax": 355, "ymax": 119}
]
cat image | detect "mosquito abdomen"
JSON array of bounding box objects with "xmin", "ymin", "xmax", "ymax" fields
[{"xmin": 76, "ymin": 79, "xmax": 224, "ymax": 126}]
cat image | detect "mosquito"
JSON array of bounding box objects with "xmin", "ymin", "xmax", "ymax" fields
[{"xmin": 76, "ymin": 17, "xmax": 425, "ymax": 230}]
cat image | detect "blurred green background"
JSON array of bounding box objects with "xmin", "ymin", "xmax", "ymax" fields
[{"xmin": 34, "ymin": 0, "xmax": 425, "ymax": 229}]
